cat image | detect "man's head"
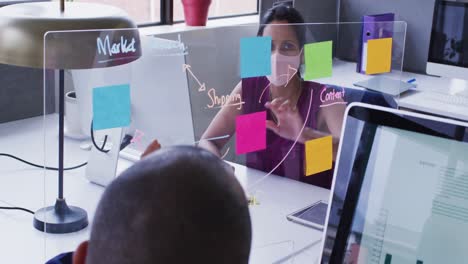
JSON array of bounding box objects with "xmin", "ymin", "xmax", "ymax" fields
[{"xmin": 73, "ymin": 146, "xmax": 252, "ymax": 264}]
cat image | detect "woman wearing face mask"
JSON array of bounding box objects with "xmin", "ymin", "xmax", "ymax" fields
[{"xmin": 198, "ymin": 5, "xmax": 345, "ymax": 189}]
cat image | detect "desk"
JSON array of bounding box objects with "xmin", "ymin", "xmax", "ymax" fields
[
  {"xmin": 3, "ymin": 60, "xmax": 466, "ymax": 264},
  {"xmin": 0, "ymin": 114, "xmax": 330, "ymax": 263},
  {"xmin": 322, "ymin": 59, "xmax": 468, "ymax": 121}
]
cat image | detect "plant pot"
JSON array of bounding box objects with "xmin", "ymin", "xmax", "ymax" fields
[
  {"xmin": 64, "ymin": 91, "xmax": 88, "ymax": 140},
  {"xmin": 181, "ymin": 0, "xmax": 212, "ymax": 26}
]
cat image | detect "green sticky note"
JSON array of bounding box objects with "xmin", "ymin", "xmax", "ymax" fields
[{"xmin": 304, "ymin": 41, "xmax": 333, "ymax": 80}]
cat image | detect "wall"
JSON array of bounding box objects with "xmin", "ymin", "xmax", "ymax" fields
[
  {"xmin": 0, "ymin": 65, "xmax": 55, "ymax": 123},
  {"xmin": 0, "ymin": 0, "xmax": 54, "ymax": 123},
  {"xmin": 260, "ymin": 0, "xmax": 339, "ymax": 24}
]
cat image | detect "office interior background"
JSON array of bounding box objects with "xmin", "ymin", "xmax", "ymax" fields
[{"xmin": 1, "ymin": 0, "xmax": 468, "ymax": 263}]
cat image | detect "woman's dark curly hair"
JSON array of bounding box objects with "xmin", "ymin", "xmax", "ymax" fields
[{"xmin": 257, "ymin": 4, "xmax": 306, "ymax": 47}]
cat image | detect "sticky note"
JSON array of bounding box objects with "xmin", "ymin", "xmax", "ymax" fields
[
  {"xmin": 240, "ymin": 36, "xmax": 271, "ymax": 78},
  {"xmin": 304, "ymin": 40, "xmax": 333, "ymax": 80},
  {"xmin": 92, "ymin": 84, "xmax": 131, "ymax": 130},
  {"xmin": 366, "ymin": 38, "xmax": 392, "ymax": 75},
  {"xmin": 236, "ymin": 111, "xmax": 266, "ymax": 155},
  {"xmin": 305, "ymin": 136, "xmax": 332, "ymax": 176}
]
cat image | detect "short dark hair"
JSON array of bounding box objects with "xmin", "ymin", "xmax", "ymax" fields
[
  {"xmin": 257, "ymin": 4, "xmax": 306, "ymax": 47},
  {"xmin": 86, "ymin": 146, "xmax": 252, "ymax": 264}
]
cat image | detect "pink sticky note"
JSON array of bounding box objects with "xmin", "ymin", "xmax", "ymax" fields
[{"xmin": 236, "ymin": 111, "xmax": 267, "ymax": 155}]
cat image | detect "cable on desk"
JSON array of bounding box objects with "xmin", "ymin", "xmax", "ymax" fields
[
  {"xmin": 0, "ymin": 133, "xmax": 111, "ymax": 216},
  {"xmin": 0, "ymin": 153, "xmax": 87, "ymax": 171},
  {"xmin": 1, "ymin": 131, "xmax": 132, "ymax": 172},
  {"xmin": 0, "ymin": 135, "xmax": 133, "ymax": 215},
  {"xmin": 0, "ymin": 125, "xmax": 117, "ymax": 171},
  {"xmin": 90, "ymin": 119, "xmax": 134, "ymax": 153},
  {"xmin": 0, "ymin": 206, "xmax": 34, "ymax": 215},
  {"xmin": 90, "ymin": 120, "xmax": 110, "ymax": 154}
]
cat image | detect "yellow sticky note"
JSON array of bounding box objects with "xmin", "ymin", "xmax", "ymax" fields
[
  {"xmin": 305, "ymin": 136, "xmax": 333, "ymax": 176},
  {"xmin": 366, "ymin": 38, "xmax": 393, "ymax": 75}
]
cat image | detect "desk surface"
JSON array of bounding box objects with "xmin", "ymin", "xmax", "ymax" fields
[
  {"xmin": 323, "ymin": 59, "xmax": 468, "ymax": 121},
  {"xmin": 0, "ymin": 114, "xmax": 330, "ymax": 263},
  {"xmin": 5, "ymin": 61, "xmax": 464, "ymax": 264},
  {"xmin": 323, "ymin": 59, "xmax": 468, "ymax": 94}
]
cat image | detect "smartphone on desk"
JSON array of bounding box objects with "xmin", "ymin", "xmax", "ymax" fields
[{"xmin": 286, "ymin": 201, "xmax": 328, "ymax": 230}]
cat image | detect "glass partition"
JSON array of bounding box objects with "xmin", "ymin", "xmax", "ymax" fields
[
  {"xmin": 173, "ymin": 22, "xmax": 406, "ymax": 263},
  {"xmin": 176, "ymin": 22, "xmax": 405, "ymax": 185},
  {"xmin": 42, "ymin": 22, "xmax": 406, "ymax": 263},
  {"xmin": 43, "ymin": 28, "xmax": 144, "ymax": 261}
]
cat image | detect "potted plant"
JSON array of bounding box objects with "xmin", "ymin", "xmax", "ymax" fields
[{"xmin": 181, "ymin": 0, "xmax": 212, "ymax": 26}]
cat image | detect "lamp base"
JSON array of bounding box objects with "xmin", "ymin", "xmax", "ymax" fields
[{"xmin": 33, "ymin": 199, "xmax": 88, "ymax": 234}]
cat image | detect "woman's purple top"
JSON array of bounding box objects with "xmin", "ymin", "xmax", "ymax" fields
[{"xmin": 241, "ymin": 76, "xmax": 333, "ymax": 189}]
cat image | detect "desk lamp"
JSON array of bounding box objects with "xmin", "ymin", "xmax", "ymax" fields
[{"xmin": 0, "ymin": 0, "xmax": 141, "ymax": 233}]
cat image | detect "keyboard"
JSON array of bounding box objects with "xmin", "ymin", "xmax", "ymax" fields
[
  {"xmin": 119, "ymin": 147, "xmax": 142, "ymax": 162},
  {"xmin": 423, "ymin": 93, "xmax": 468, "ymax": 106},
  {"xmin": 399, "ymin": 91, "xmax": 468, "ymax": 121}
]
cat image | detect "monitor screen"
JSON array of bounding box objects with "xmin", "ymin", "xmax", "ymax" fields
[
  {"xmin": 428, "ymin": 1, "xmax": 468, "ymax": 67},
  {"xmin": 340, "ymin": 125, "xmax": 468, "ymax": 263}
]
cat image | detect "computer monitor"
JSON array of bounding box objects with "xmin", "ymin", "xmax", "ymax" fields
[
  {"xmin": 69, "ymin": 35, "xmax": 195, "ymax": 185},
  {"xmin": 427, "ymin": 0, "xmax": 468, "ymax": 80},
  {"xmin": 72, "ymin": 35, "xmax": 195, "ymax": 160}
]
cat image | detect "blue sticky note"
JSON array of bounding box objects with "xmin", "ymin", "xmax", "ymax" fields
[
  {"xmin": 93, "ymin": 84, "xmax": 131, "ymax": 130},
  {"xmin": 240, "ymin": 36, "xmax": 271, "ymax": 78}
]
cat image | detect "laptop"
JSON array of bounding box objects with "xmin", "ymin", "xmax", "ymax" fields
[{"xmin": 318, "ymin": 103, "xmax": 468, "ymax": 263}]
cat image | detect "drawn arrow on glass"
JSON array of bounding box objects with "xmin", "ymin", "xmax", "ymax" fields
[
  {"xmin": 258, "ymin": 65, "xmax": 298, "ymax": 103},
  {"xmin": 259, "ymin": 82, "xmax": 271, "ymax": 103},
  {"xmin": 193, "ymin": 134, "xmax": 230, "ymax": 144},
  {"xmin": 131, "ymin": 129, "xmax": 145, "ymax": 144},
  {"xmin": 248, "ymin": 88, "xmax": 314, "ymax": 192},
  {"xmin": 220, "ymin": 147, "xmax": 230, "ymax": 159},
  {"xmin": 284, "ymin": 65, "xmax": 298, "ymax": 87},
  {"xmin": 182, "ymin": 64, "xmax": 206, "ymax": 92}
]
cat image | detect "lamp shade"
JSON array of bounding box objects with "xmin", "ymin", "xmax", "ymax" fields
[{"xmin": 0, "ymin": 2, "xmax": 142, "ymax": 69}]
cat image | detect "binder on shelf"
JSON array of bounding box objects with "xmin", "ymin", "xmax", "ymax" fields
[{"xmin": 357, "ymin": 13, "xmax": 395, "ymax": 74}]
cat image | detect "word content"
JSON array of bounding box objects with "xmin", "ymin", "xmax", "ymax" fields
[{"xmin": 320, "ymin": 87, "xmax": 347, "ymax": 107}]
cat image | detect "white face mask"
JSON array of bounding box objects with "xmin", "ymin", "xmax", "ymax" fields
[{"xmin": 266, "ymin": 52, "xmax": 301, "ymax": 86}]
